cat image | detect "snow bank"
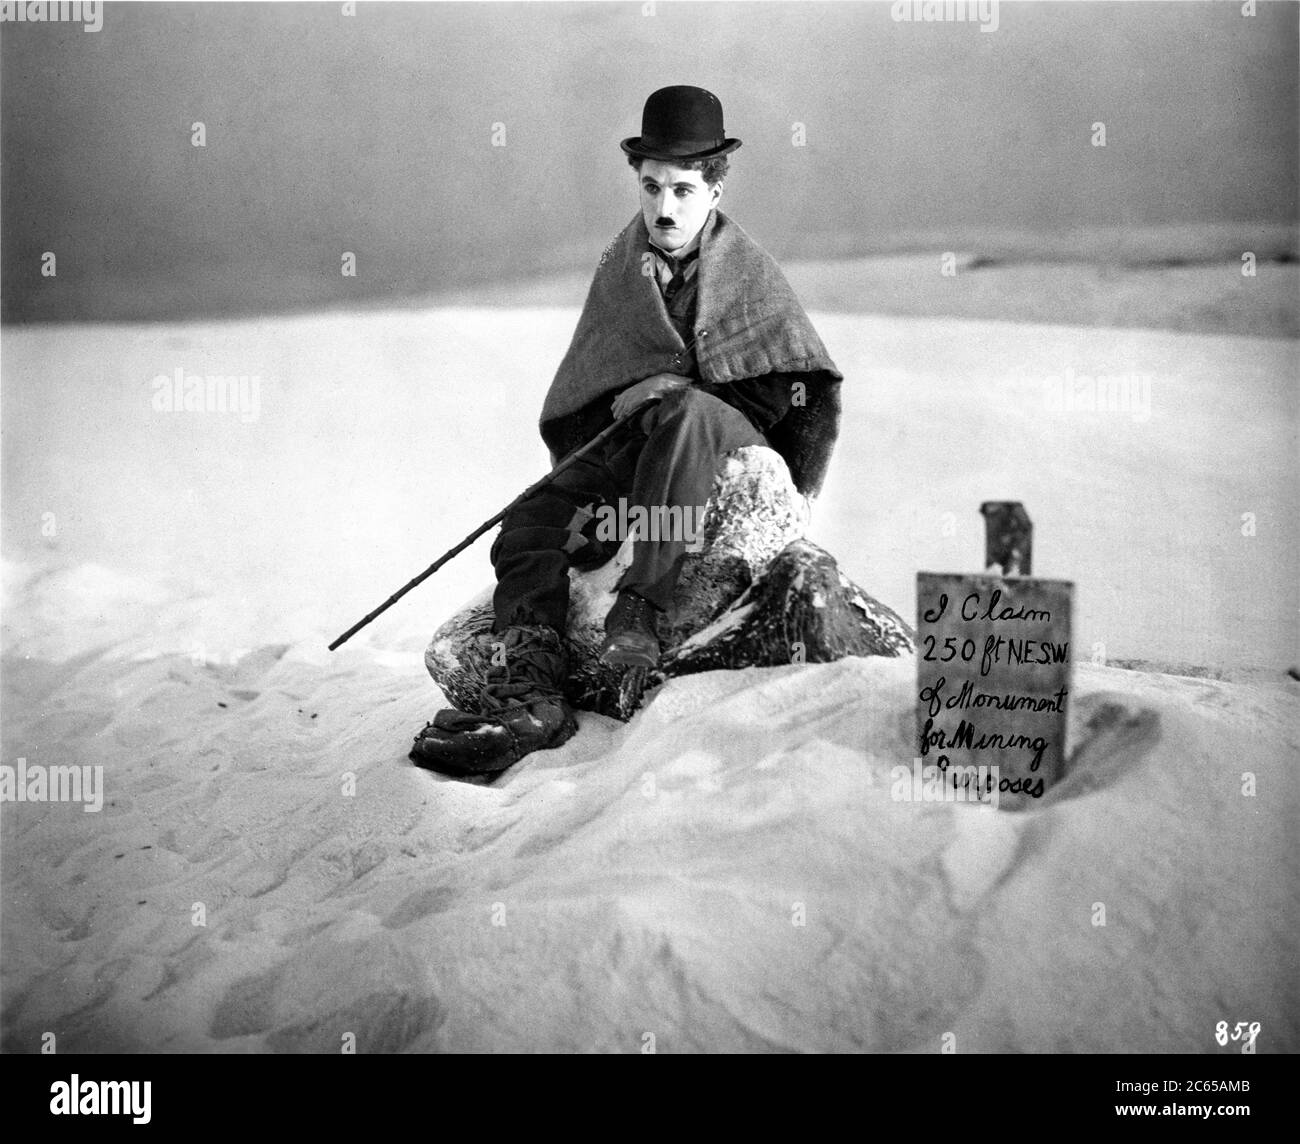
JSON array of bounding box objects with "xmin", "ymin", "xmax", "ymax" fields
[
  {"xmin": 2, "ymin": 298, "xmax": 1295, "ymax": 1051},
  {"xmin": 1, "ymin": 646, "xmax": 1294, "ymax": 1052}
]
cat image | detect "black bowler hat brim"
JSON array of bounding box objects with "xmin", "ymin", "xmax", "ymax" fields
[{"xmin": 620, "ymin": 136, "xmax": 742, "ymax": 162}]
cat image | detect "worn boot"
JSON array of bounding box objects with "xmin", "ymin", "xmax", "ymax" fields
[
  {"xmin": 410, "ymin": 624, "xmax": 578, "ymax": 777},
  {"xmin": 599, "ymin": 589, "xmax": 662, "ymax": 669}
]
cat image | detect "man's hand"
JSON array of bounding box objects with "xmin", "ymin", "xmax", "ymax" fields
[{"xmin": 611, "ymin": 373, "xmax": 692, "ymax": 420}]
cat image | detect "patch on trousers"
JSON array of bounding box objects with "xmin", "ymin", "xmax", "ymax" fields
[{"xmin": 565, "ymin": 500, "xmax": 613, "ymax": 569}]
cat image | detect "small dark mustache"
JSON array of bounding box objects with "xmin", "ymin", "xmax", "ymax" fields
[{"xmin": 655, "ymin": 218, "xmax": 675, "ymax": 226}]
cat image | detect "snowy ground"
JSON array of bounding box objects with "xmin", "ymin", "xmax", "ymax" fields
[{"xmin": 1, "ymin": 265, "xmax": 1297, "ymax": 1052}]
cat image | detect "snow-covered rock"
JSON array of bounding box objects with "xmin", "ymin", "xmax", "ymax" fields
[{"xmin": 424, "ymin": 447, "xmax": 914, "ymax": 719}]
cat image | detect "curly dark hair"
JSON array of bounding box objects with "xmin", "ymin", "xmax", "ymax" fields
[{"xmin": 627, "ymin": 154, "xmax": 730, "ymax": 187}]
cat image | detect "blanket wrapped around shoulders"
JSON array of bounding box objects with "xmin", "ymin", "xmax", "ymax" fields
[{"xmin": 539, "ymin": 208, "xmax": 844, "ymax": 497}]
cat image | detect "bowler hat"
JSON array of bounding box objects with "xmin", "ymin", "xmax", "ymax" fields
[{"xmin": 620, "ymin": 86, "xmax": 742, "ymax": 162}]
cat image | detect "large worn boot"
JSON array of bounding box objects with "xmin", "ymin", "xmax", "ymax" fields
[
  {"xmin": 410, "ymin": 624, "xmax": 577, "ymax": 778},
  {"xmin": 599, "ymin": 589, "xmax": 662, "ymax": 669}
]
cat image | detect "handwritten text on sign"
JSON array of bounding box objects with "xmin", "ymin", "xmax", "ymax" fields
[{"xmin": 915, "ymin": 573, "xmax": 1073, "ymax": 806}]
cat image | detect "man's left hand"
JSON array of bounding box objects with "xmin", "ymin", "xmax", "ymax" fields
[{"xmin": 611, "ymin": 373, "xmax": 692, "ymax": 420}]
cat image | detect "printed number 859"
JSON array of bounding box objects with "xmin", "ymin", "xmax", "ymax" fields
[{"xmin": 1215, "ymin": 1021, "xmax": 1260, "ymax": 1050}]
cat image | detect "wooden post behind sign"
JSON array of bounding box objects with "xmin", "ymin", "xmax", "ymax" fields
[
  {"xmin": 915, "ymin": 507, "xmax": 1073, "ymax": 810},
  {"xmin": 979, "ymin": 500, "xmax": 1033, "ymax": 576}
]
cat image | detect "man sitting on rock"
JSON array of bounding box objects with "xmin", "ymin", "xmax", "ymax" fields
[{"xmin": 411, "ymin": 85, "xmax": 842, "ymax": 777}]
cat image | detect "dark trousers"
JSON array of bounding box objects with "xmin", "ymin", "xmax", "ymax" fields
[{"xmin": 491, "ymin": 388, "xmax": 766, "ymax": 633}]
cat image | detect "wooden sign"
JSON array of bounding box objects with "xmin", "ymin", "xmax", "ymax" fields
[{"xmin": 915, "ymin": 572, "xmax": 1073, "ymax": 809}]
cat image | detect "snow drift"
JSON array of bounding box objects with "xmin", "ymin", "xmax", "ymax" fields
[{"xmin": 1, "ymin": 286, "xmax": 1296, "ymax": 1052}]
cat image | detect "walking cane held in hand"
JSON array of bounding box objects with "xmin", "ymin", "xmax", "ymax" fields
[{"xmin": 328, "ymin": 403, "xmax": 648, "ymax": 651}]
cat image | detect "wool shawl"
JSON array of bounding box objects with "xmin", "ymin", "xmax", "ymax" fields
[{"xmin": 539, "ymin": 209, "xmax": 844, "ymax": 496}]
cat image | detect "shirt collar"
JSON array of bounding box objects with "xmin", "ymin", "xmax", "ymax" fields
[{"xmin": 648, "ymin": 230, "xmax": 702, "ymax": 269}]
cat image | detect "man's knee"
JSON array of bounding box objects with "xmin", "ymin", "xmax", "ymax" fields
[
  {"xmin": 648, "ymin": 386, "xmax": 730, "ymax": 429},
  {"xmin": 646, "ymin": 387, "xmax": 766, "ymax": 454}
]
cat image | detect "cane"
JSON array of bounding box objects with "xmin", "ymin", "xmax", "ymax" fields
[{"xmin": 328, "ymin": 402, "xmax": 649, "ymax": 651}]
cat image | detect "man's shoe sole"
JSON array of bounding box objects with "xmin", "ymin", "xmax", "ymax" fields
[{"xmin": 599, "ymin": 634, "xmax": 660, "ymax": 670}]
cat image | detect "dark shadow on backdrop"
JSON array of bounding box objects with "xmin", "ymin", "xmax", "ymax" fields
[{"xmin": 1, "ymin": 0, "xmax": 1295, "ymax": 323}]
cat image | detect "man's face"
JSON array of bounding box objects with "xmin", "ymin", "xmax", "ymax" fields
[{"xmin": 637, "ymin": 159, "xmax": 722, "ymax": 253}]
